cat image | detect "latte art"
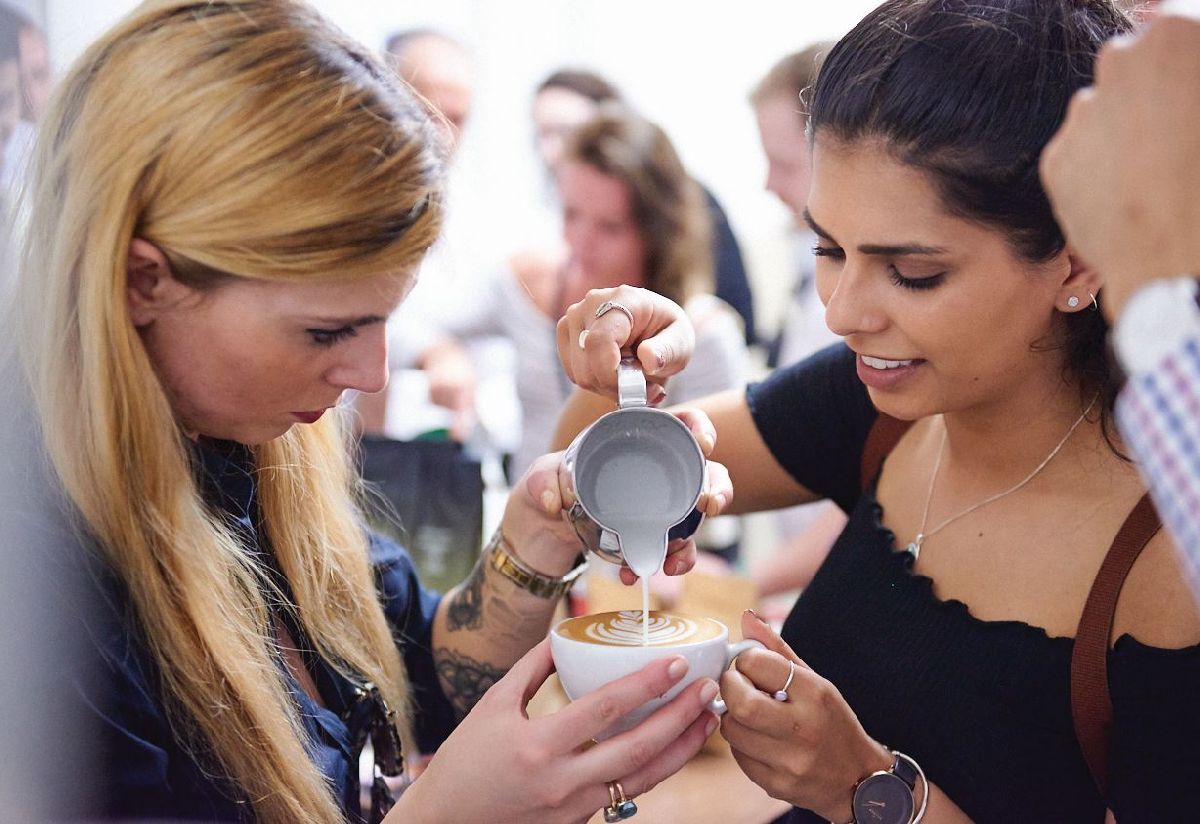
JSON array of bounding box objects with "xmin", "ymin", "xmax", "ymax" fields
[{"xmin": 558, "ymin": 610, "xmax": 722, "ymax": 647}]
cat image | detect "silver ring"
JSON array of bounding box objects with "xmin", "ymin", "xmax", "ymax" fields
[
  {"xmin": 773, "ymin": 661, "xmax": 796, "ymax": 702},
  {"xmin": 594, "ymin": 300, "xmax": 635, "ymax": 326},
  {"xmin": 603, "ymin": 780, "xmax": 638, "ymax": 821}
]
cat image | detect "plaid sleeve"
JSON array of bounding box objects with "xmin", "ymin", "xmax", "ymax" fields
[{"xmin": 1117, "ymin": 333, "xmax": 1200, "ymax": 585}]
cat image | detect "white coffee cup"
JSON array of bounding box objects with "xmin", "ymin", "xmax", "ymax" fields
[{"xmin": 550, "ymin": 610, "xmax": 763, "ymax": 739}]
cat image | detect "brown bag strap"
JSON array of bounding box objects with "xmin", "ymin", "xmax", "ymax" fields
[
  {"xmin": 1070, "ymin": 492, "xmax": 1161, "ymax": 799},
  {"xmin": 859, "ymin": 413, "xmax": 914, "ymax": 493}
]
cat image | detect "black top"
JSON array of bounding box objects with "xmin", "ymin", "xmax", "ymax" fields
[
  {"xmin": 748, "ymin": 343, "xmax": 1200, "ymax": 824},
  {"xmin": 72, "ymin": 439, "xmax": 456, "ymax": 821}
]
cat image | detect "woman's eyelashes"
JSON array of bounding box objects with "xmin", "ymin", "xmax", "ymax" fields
[
  {"xmin": 887, "ymin": 265, "xmax": 945, "ymax": 290},
  {"xmin": 307, "ymin": 325, "xmax": 357, "ymax": 347},
  {"xmin": 813, "ymin": 245, "xmax": 945, "ymax": 291}
]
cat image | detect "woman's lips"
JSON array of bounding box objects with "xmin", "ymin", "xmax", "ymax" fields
[
  {"xmin": 291, "ymin": 409, "xmax": 326, "ymax": 424},
  {"xmin": 855, "ymin": 353, "xmax": 925, "ymax": 390}
]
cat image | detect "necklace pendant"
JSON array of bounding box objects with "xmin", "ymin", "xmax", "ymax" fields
[{"xmin": 902, "ymin": 533, "xmax": 924, "ymax": 562}]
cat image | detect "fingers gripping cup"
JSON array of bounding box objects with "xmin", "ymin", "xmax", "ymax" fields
[
  {"xmin": 564, "ymin": 358, "xmax": 706, "ymax": 579},
  {"xmin": 551, "ymin": 610, "xmax": 763, "ymax": 739}
]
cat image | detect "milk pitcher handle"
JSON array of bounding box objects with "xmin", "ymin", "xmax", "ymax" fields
[{"xmin": 617, "ymin": 357, "xmax": 648, "ymax": 409}]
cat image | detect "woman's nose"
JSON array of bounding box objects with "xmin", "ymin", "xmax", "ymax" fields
[
  {"xmin": 326, "ymin": 326, "xmax": 389, "ymax": 395},
  {"xmin": 819, "ymin": 263, "xmax": 888, "ymax": 338}
]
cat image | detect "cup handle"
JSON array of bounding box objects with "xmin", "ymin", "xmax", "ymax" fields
[{"xmin": 708, "ymin": 639, "xmax": 766, "ymax": 716}]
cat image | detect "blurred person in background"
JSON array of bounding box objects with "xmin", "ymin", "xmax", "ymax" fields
[
  {"xmin": 358, "ymin": 28, "xmax": 520, "ymax": 452},
  {"xmin": 384, "ymin": 28, "xmax": 472, "ymax": 154},
  {"xmin": 0, "ymin": 3, "xmax": 28, "ymax": 203},
  {"xmin": 16, "ymin": 6, "xmax": 47, "ymax": 123},
  {"xmin": 372, "ymin": 105, "xmax": 747, "ymax": 488},
  {"xmin": 531, "ymin": 68, "xmax": 759, "ymax": 345},
  {"xmin": 745, "ymin": 44, "xmax": 849, "ymax": 606}
]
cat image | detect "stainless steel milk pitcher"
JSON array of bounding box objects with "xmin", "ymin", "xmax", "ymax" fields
[{"xmin": 563, "ymin": 357, "xmax": 706, "ymax": 573}]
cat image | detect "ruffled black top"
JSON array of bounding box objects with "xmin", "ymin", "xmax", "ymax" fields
[{"xmin": 748, "ymin": 343, "xmax": 1200, "ymax": 824}]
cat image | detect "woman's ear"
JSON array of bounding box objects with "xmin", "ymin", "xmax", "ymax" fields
[
  {"xmin": 1055, "ymin": 249, "xmax": 1103, "ymax": 313},
  {"xmin": 126, "ymin": 238, "xmax": 190, "ymax": 326}
]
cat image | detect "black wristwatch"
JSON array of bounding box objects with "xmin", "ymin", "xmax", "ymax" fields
[{"xmin": 849, "ymin": 750, "xmax": 923, "ymax": 824}]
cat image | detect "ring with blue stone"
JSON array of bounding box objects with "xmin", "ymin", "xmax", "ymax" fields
[{"xmin": 603, "ymin": 781, "xmax": 637, "ymax": 821}]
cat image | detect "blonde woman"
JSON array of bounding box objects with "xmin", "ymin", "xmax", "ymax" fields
[{"xmin": 3, "ymin": 2, "xmax": 728, "ymax": 822}]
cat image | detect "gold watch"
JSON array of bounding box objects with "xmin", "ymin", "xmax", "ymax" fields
[{"xmin": 486, "ymin": 528, "xmax": 588, "ymax": 599}]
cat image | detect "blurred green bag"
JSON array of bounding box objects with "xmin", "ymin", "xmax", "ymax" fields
[{"xmin": 358, "ymin": 434, "xmax": 484, "ymax": 593}]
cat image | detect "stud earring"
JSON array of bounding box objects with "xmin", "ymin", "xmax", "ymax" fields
[{"xmin": 1067, "ymin": 295, "xmax": 1081, "ymax": 309}]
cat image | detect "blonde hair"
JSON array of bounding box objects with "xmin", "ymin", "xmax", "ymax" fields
[
  {"xmin": 14, "ymin": 1, "xmax": 443, "ymax": 821},
  {"xmin": 561, "ymin": 105, "xmax": 712, "ymax": 305}
]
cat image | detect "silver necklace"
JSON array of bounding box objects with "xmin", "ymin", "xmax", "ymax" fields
[{"xmin": 901, "ymin": 396, "xmax": 1098, "ymax": 562}]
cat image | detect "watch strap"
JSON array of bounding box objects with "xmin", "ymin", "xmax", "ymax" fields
[
  {"xmin": 890, "ymin": 752, "xmax": 917, "ymax": 790},
  {"xmin": 486, "ymin": 528, "xmax": 588, "ymax": 599}
]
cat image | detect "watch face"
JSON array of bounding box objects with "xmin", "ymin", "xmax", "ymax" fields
[{"xmin": 852, "ymin": 773, "xmax": 914, "ymax": 824}]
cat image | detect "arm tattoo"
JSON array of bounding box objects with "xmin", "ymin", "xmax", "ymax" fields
[
  {"xmin": 434, "ymin": 648, "xmax": 508, "ymax": 718},
  {"xmin": 445, "ymin": 558, "xmax": 486, "ymax": 632}
]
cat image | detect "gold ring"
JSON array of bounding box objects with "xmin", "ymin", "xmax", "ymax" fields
[{"xmin": 603, "ymin": 780, "xmax": 637, "ymax": 821}]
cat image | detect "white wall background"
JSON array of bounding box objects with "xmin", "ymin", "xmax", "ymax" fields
[{"xmin": 41, "ymin": 0, "xmax": 881, "ymax": 331}]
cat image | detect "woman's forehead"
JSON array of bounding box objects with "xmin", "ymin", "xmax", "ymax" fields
[{"xmin": 809, "ymin": 138, "xmax": 948, "ymax": 232}]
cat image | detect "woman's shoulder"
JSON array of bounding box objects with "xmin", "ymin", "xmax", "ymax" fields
[
  {"xmin": 749, "ymin": 342, "xmax": 869, "ymax": 423},
  {"xmin": 508, "ymin": 243, "xmax": 567, "ymax": 317},
  {"xmin": 1113, "ymin": 526, "xmax": 1200, "ymax": 651},
  {"xmin": 745, "ymin": 343, "xmax": 878, "ymax": 509}
]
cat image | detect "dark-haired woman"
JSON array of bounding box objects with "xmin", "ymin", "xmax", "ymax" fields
[{"xmin": 555, "ymin": 1, "xmax": 1200, "ymax": 821}]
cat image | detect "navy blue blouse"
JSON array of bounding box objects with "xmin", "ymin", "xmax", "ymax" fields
[
  {"xmin": 749, "ymin": 343, "xmax": 1200, "ymax": 824},
  {"xmin": 72, "ymin": 440, "xmax": 457, "ymax": 821}
]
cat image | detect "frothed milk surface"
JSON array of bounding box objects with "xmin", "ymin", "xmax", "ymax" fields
[{"xmin": 557, "ymin": 610, "xmax": 724, "ymax": 647}]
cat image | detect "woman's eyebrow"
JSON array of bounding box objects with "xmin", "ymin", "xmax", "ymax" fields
[
  {"xmin": 803, "ymin": 208, "xmax": 948, "ymax": 256},
  {"xmin": 300, "ymin": 315, "xmax": 387, "ymax": 327}
]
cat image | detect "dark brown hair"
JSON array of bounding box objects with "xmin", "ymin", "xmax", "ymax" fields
[
  {"xmin": 561, "ymin": 105, "xmax": 712, "ymax": 304},
  {"xmin": 811, "ymin": 0, "xmax": 1133, "ymax": 444}
]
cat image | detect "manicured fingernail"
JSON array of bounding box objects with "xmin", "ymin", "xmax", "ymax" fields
[
  {"xmin": 747, "ymin": 608, "xmax": 767, "ymax": 624},
  {"xmin": 699, "ymin": 680, "xmax": 719, "ymax": 704},
  {"xmin": 667, "ymin": 657, "xmax": 688, "ymax": 680},
  {"xmin": 705, "ymin": 714, "xmax": 720, "ymax": 737},
  {"xmin": 577, "ymin": 329, "xmax": 589, "ymax": 349},
  {"xmin": 653, "ymin": 347, "xmax": 666, "ymax": 370},
  {"xmin": 540, "ymin": 489, "xmax": 557, "ymax": 514}
]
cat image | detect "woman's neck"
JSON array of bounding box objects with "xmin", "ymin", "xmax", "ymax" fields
[{"xmin": 935, "ymin": 373, "xmax": 1107, "ymax": 483}]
